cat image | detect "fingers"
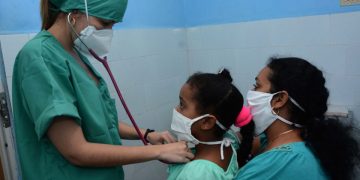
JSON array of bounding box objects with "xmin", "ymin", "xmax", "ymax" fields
[
  {"xmin": 185, "ymin": 151, "xmax": 194, "ymax": 160},
  {"xmin": 158, "ymin": 141, "xmax": 194, "ymax": 164},
  {"xmin": 178, "ymin": 141, "xmax": 194, "ymax": 161},
  {"xmin": 161, "ymin": 131, "xmax": 176, "ymax": 143}
]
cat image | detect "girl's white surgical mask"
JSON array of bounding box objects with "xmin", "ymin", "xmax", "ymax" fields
[
  {"xmin": 246, "ymin": 90, "xmax": 304, "ymax": 136},
  {"xmin": 170, "ymin": 109, "xmax": 232, "ymax": 160}
]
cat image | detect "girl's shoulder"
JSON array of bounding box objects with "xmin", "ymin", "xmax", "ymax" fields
[{"xmin": 168, "ymin": 160, "xmax": 228, "ymax": 180}]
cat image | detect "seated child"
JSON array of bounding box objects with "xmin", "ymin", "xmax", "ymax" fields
[{"xmin": 167, "ymin": 69, "xmax": 254, "ymax": 180}]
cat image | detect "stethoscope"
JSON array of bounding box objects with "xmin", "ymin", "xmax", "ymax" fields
[
  {"xmin": 67, "ymin": 12, "xmax": 148, "ymax": 145},
  {"xmin": 88, "ymin": 49, "xmax": 148, "ymax": 145}
]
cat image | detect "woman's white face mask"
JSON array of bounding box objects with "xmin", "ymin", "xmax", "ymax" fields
[
  {"xmin": 67, "ymin": 8, "xmax": 113, "ymax": 58},
  {"xmin": 74, "ymin": 25, "xmax": 113, "ymax": 57},
  {"xmin": 246, "ymin": 90, "xmax": 304, "ymax": 136}
]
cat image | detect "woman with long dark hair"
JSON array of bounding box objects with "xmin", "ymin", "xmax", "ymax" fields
[{"xmin": 235, "ymin": 57, "xmax": 360, "ymax": 180}]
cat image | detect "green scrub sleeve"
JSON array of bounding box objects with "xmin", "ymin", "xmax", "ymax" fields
[{"xmin": 21, "ymin": 59, "xmax": 81, "ymax": 140}]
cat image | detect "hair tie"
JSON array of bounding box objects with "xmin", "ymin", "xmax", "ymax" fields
[{"xmin": 235, "ymin": 106, "xmax": 252, "ymax": 127}]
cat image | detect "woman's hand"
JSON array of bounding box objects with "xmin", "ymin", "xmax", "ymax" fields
[
  {"xmin": 157, "ymin": 141, "xmax": 194, "ymax": 164},
  {"xmin": 147, "ymin": 130, "xmax": 177, "ymax": 145}
]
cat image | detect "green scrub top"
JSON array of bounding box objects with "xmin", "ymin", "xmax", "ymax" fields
[
  {"xmin": 167, "ymin": 131, "xmax": 240, "ymax": 180},
  {"xmin": 12, "ymin": 30, "xmax": 124, "ymax": 180},
  {"xmin": 235, "ymin": 142, "xmax": 328, "ymax": 180}
]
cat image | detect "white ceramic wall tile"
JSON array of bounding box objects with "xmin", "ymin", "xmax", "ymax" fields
[
  {"xmin": 187, "ymin": 21, "xmax": 273, "ymax": 50},
  {"xmin": 112, "ymin": 28, "xmax": 187, "ymax": 59},
  {"xmin": 326, "ymin": 74, "xmax": 360, "ymax": 106},
  {"xmin": 0, "ymin": 34, "xmax": 30, "ymax": 77},
  {"xmin": 233, "ymin": 73, "xmax": 256, "ymax": 100},
  {"xmin": 144, "ymin": 76, "xmax": 182, "ymax": 111},
  {"xmin": 134, "ymin": 102, "xmax": 175, "ymax": 131},
  {"xmin": 108, "ymin": 57, "xmax": 151, "ymax": 90},
  {"xmin": 236, "ymin": 20, "xmax": 272, "ymax": 48},
  {"xmin": 113, "ymin": 83, "xmax": 147, "ymax": 116},
  {"xmin": 143, "ymin": 51, "xmax": 189, "ymax": 82},
  {"xmin": 186, "ymin": 27, "xmax": 205, "ymax": 50},
  {"xmin": 151, "ymin": 103, "xmax": 176, "ymax": 130},
  {"xmin": 187, "ymin": 12, "xmax": 360, "ymax": 123},
  {"xmin": 189, "ymin": 49, "xmax": 238, "ymax": 73},
  {"xmin": 235, "ymin": 48, "xmax": 270, "ymax": 76},
  {"xmin": 330, "ymin": 11, "xmax": 360, "ymax": 45},
  {"xmin": 345, "ymin": 45, "xmax": 360, "ymax": 76},
  {"xmin": 104, "ymin": 51, "xmax": 188, "ymax": 101},
  {"xmin": 187, "ymin": 50, "xmax": 215, "ymax": 73},
  {"xmin": 347, "ymin": 105, "xmax": 360, "ymax": 126},
  {"xmin": 196, "ymin": 25, "xmax": 238, "ymax": 49},
  {"xmin": 269, "ymin": 15, "xmax": 330, "ymax": 46},
  {"xmin": 211, "ymin": 49, "xmax": 237, "ymax": 71},
  {"xmin": 267, "ymin": 45, "xmax": 348, "ymax": 76}
]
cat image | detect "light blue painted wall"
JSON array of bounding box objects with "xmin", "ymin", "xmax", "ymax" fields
[
  {"xmin": 2, "ymin": 0, "xmax": 360, "ymax": 34},
  {"xmin": 183, "ymin": 0, "xmax": 360, "ymax": 27},
  {"xmin": 0, "ymin": 0, "xmax": 186, "ymax": 34}
]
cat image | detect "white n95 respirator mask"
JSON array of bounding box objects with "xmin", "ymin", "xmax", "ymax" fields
[
  {"xmin": 67, "ymin": 8, "xmax": 113, "ymax": 59},
  {"xmin": 74, "ymin": 26, "xmax": 113, "ymax": 58},
  {"xmin": 247, "ymin": 90, "xmax": 304, "ymax": 136}
]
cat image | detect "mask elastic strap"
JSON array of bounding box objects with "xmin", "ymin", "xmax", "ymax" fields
[
  {"xmin": 220, "ymin": 138, "xmax": 233, "ymax": 160},
  {"xmin": 84, "ymin": 0, "xmax": 89, "ymax": 25},
  {"xmin": 67, "ymin": 13, "xmax": 90, "ymax": 51},
  {"xmin": 216, "ymin": 121, "xmax": 227, "ymax": 130},
  {"xmin": 271, "ymin": 92, "xmax": 305, "ymax": 127},
  {"xmin": 67, "ymin": 12, "xmax": 89, "ymax": 49},
  {"xmin": 190, "ymin": 113, "xmax": 227, "ymax": 130},
  {"xmin": 289, "ymin": 97, "xmax": 305, "ymax": 112},
  {"xmin": 199, "ymin": 138, "xmax": 233, "ymax": 160},
  {"xmin": 199, "ymin": 138, "xmax": 234, "ymax": 160},
  {"xmin": 277, "ymin": 115, "xmax": 303, "ymax": 128},
  {"xmin": 274, "ymin": 91, "xmax": 305, "ymax": 112},
  {"xmin": 192, "ymin": 114, "xmax": 210, "ymax": 122}
]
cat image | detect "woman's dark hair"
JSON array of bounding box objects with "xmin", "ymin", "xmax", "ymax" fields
[
  {"xmin": 186, "ymin": 68, "xmax": 254, "ymax": 167},
  {"xmin": 267, "ymin": 57, "xmax": 360, "ymax": 180},
  {"xmin": 41, "ymin": 0, "xmax": 60, "ymax": 30}
]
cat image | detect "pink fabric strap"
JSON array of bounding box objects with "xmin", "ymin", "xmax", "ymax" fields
[{"xmin": 235, "ymin": 106, "xmax": 252, "ymax": 127}]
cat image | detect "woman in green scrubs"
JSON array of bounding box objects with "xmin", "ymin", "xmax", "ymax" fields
[
  {"xmin": 12, "ymin": 0, "xmax": 193, "ymax": 179},
  {"xmin": 234, "ymin": 57, "xmax": 360, "ymax": 180}
]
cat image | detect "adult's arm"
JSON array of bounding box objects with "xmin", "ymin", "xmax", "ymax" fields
[{"xmin": 47, "ymin": 116, "xmax": 193, "ymax": 167}]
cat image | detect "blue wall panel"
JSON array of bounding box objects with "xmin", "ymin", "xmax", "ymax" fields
[
  {"xmin": 0, "ymin": 0, "xmax": 186, "ymax": 34},
  {"xmin": 183, "ymin": 0, "xmax": 360, "ymax": 27},
  {"xmin": 1, "ymin": 0, "xmax": 360, "ymax": 34}
]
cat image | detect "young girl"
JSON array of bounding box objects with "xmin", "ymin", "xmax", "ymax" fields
[{"xmin": 168, "ymin": 69, "xmax": 254, "ymax": 180}]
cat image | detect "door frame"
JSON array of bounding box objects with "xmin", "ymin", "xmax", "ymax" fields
[{"xmin": 0, "ymin": 42, "xmax": 20, "ymax": 180}]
